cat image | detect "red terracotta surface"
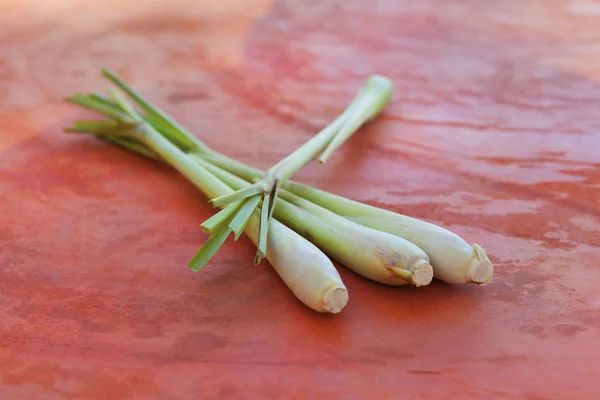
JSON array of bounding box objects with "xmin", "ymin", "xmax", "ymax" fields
[{"xmin": 1, "ymin": 0, "xmax": 600, "ymax": 398}]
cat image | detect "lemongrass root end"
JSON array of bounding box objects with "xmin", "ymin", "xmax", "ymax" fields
[
  {"xmin": 411, "ymin": 263, "xmax": 434, "ymax": 287},
  {"xmin": 466, "ymin": 244, "xmax": 494, "ymax": 285},
  {"xmin": 322, "ymin": 286, "xmax": 349, "ymax": 314},
  {"xmin": 390, "ymin": 262, "xmax": 433, "ymax": 287}
]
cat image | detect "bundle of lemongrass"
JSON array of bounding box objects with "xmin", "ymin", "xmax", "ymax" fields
[{"xmin": 63, "ymin": 69, "xmax": 493, "ymax": 314}]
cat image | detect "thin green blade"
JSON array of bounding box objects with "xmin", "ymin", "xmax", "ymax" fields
[
  {"xmin": 74, "ymin": 119, "xmax": 121, "ymax": 131},
  {"xmin": 201, "ymin": 200, "xmax": 244, "ymax": 235},
  {"xmin": 65, "ymin": 119, "xmax": 129, "ymax": 135},
  {"xmin": 209, "ymin": 183, "xmax": 263, "ymax": 208},
  {"xmin": 255, "ymin": 193, "xmax": 271, "ymax": 264},
  {"xmin": 229, "ymin": 194, "xmax": 261, "ymax": 240},
  {"xmin": 98, "ymin": 135, "xmax": 158, "ymax": 160},
  {"xmin": 84, "ymin": 93, "xmax": 190, "ymax": 151},
  {"xmin": 108, "ymin": 88, "xmax": 143, "ymax": 123},
  {"xmin": 188, "ymin": 226, "xmax": 232, "ymax": 271},
  {"xmin": 89, "ymin": 93, "xmax": 126, "ymax": 113},
  {"xmin": 102, "ymin": 69, "xmax": 161, "ymax": 117},
  {"xmin": 101, "ymin": 69, "xmax": 206, "ymax": 152},
  {"xmin": 267, "ymin": 181, "xmax": 279, "ymax": 223},
  {"xmin": 64, "ymin": 94, "xmax": 130, "ymax": 121}
]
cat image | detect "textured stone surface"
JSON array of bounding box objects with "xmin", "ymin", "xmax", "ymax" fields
[{"xmin": 1, "ymin": 0, "xmax": 600, "ymax": 398}]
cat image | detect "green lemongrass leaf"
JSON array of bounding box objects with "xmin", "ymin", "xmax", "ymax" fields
[
  {"xmin": 63, "ymin": 127, "xmax": 96, "ymax": 134},
  {"xmin": 198, "ymin": 152, "xmax": 261, "ymax": 182},
  {"xmin": 65, "ymin": 116, "xmax": 157, "ymax": 159},
  {"xmin": 64, "ymin": 124, "xmax": 138, "ymax": 141},
  {"xmin": 104, "ymin": 87, "xmax": 234, "ymax": 202},
  {"xmin": 63, "ymin": 127, "xmax": 134, "ymax": 140},
  {"xmin": 255, "ymin": 193, "xmax": 271, "ymax": 264},
  {"xmin": 189, "ymin": 226, "xmax": 232, "ymax": 271},
  {"xmin": 63, "ymin": 119, "xmax": 159, "ymax": 160},
  {"xmin": 268, "ymin": 181, "xmax": 279, "ymax": 223},
  {"xmin": 100, "ymin": 71, "xmax": 175, "ymax": 133},
  {"xmin": 82, "ymin": 93, "xmax": 192, "ymax": 152},
  {"xmin": 209, "ymin": 183, "xmax": 263, "ymax": 208},
  {"xmin": 319, "ymin": 75, "xmax": 392, "ymax": 163},
  {"xmin": 201, "ymin": 200, "xmax": 244, "ymax": 235},
  {"xmin": 64, "ymin": 120, "xmax": 136, "ymax": 137},
  {"xmin": 64, "ymin": 94, "xmax": 132, "ymax": 121},
  {"xmin": 89, "ymin": 92, "xmax": 126, "ymax": 112},
  {"xmin": 229, "ymin": 194, "xmax": 262, "ymax": 240},
  {"xmin": 98, "ymin": 135, "xmax": 159, "ymax": 160},
  {"xmin": 108, "ymin": 88, "xmax": 144, "ymax": 124},
  {"xmin": 74, "ymin": 119, "xmax": 122, "ymax": 131},
  {"xmin": 102, "ymin": 69, "xmax": 160, "ymax": 117},
  {"xmin": 101, "ymin": 69, "xmax": 207, "ymax": 153}
]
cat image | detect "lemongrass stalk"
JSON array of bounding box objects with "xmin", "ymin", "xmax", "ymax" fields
[
  {"xmin": 67, "ymin": 88, "xmax": 348, "ymax": 314},
  {"xmin": 66, "ymin": 71, "xmax": 492, "ymax": 285},
  {"xmin": 205, "ymin": 75, "xmax": 393, "ymax": 263},
  {"xmin": 192, "ymin": 153, "xmax": 493, "ymax": 285},
  {"xmin": 194, "ymin": 157, "xmax": 433, "ymax": 287}
]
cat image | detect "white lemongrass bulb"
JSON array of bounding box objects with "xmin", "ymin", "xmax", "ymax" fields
[
  {"xmin": 348, "ymin": 216, "xmax": 493, "ymax": 285},
  {"xmin": 244, "ymin": 215, "xmax": 348, "ymax": 313}
]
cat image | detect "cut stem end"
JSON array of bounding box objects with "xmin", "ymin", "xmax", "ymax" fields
[
  {"xmin": 466, "ymin": 244, "xmax": 494, "ymax": 285},
  {"xmin": 391, "ymin": 262, "xmax": 433, "ymax": 287},
  {"xmin": 322, "ymin": 286, "xmax": 349, "ymax": 314},
  {"xmin": 411, "ymin": 264, "xmax": 434, "ymax": 287}
]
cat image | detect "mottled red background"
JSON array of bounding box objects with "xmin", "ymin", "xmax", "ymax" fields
[{"xmin": 1, "ymin": 0, "xmax": 600, "ymax": 399}]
